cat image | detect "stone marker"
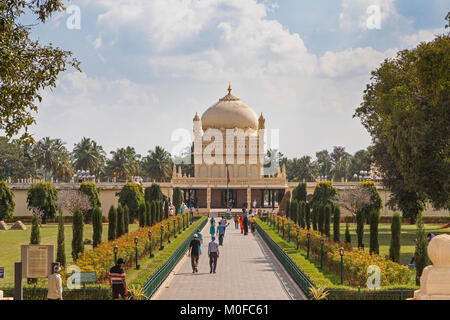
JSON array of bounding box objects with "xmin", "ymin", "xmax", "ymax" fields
[
  {"xmin": 0, "ymin": 221, "xmax": 8, "ymax": 230},
  {"xmin": 413, "ymin": 234, "xmax": 450, "ymax": 300},
  {"xmin": 10, "ymin": 221, "xmax": 27, "ymax": 230}
]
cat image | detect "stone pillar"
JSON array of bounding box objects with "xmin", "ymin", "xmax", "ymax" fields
[
  {"xmin": 247, "ymin": 187, "xmax": 251, "ymax": 211},
  {"xmin": 413, "ymin": 234, "xmax": 450, "ymax": 300},
  {"xmin": 206, "ymin": 187, "xmax": 211, "ymax": 211}
]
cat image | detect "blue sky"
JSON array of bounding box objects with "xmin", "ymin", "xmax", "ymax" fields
[{"xmin": 22, "ymin": 0, "xmax": 448, "ymax": 159}]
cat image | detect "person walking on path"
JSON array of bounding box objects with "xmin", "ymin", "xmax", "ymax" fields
[
  {"xmin": 239, "ymin": 215, "xmax": 244, "ymax": 234},
  {"xmin": 188, "ymin": 234, "xmax": 201, "ymax": 273},
  {"xmin": 234, "ymin": 213, "xmax": 239, "ymax": 229},
  {"xmin": 250, "ymin": 215, "xmax": 256, "ymax": 234},
  {"xmin": 209, "ymin": 217, "xmax": 216, "ymax": 236},
  {"xmin": 217, "ymin": 221, "xmax": 229, "ymax": 246},
  {"xmin": 243, "ymin": 215, "xmax": 249, "ymax": 235},
  {"xmin": 208, "ymin": 236, "xmax": 220, "ymax": 273},
  {"xmin": 109, "ymin": 258, "xmax": 128, "ymax": 300},
  {"xmin": 48, "ymin": 263, "xmax": 63, "ymax": 300},
  {"xmin": 196, "ymin": 229, "xmax": 203, "ymax": 255}
]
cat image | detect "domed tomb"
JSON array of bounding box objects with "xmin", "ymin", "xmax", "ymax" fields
[{"xmin": 201, "ymin": 85, "xmax": 258, "ymax": 131}]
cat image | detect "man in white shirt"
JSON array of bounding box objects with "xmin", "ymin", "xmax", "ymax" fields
[{"xmin": 48, "ymin": 263, "xmax": 63, "ymax": 300}]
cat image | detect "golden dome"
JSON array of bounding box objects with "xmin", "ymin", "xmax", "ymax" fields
[{"xmin": 201, "ymin": 85, "xmax": 258, "ymax": 131}]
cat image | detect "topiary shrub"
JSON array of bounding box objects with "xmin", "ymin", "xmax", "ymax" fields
[
  {"xmin": 164, "ymin": 200, "xmax": 169, "ymax": 219},
  {"xmin": 356, "ymin": 210, "xmax": 364, "ymax": 248},
  {"xmin": 144, "ymin": 183, "xmax": 162, "ymax": 203},
  {"xmin": 116, "ymin": 204, "xmax": 125, "ymax": 238},
  {"xmin": 27, "ymin": 182, "xmax": 58, "ymax": 224},
  {"xmin": 333, "ymin": 205, "xmax": 340, "ymax": 242},
  {"xmin": 138, "ymin": 202, "xmax": 146, "ymax": 227},
  {"xmin": 79, "ymin": 182, "xmax": 101, "ymax": 222},
  {"xmin": 415, "ymin": 212, "xmax": 430, "ymax": 285},
  {"xmin": 123, "ymin": 205, "xmax": 130, "ymax": 233},
  {"xmin": 92, "ymin": 206, "xmax": 102, "ymax": 248},
  {"xmin": 318, "ymin": 204, "xmax": 325, "ymax": 234},
  {"xmin": 311, "ymin": 181, "xmax": 337, "ymax": 207},
  {"xmin": 389, "ymin": 213, "xmax": 401, "ymax": 262},
  {"xmin": 305, "ymin": 202, "xmax": 311, "ymax": 230},
  {"xmin": 72, "ymin": 208, "xmax": 84, "ymax": 261},
  {"xmin": 369, "ymin": 208, "xmax": 380, "ymax": 254},
  {"xmin": 146, "ymin": 201, "xmax": 151, "ymax": 226},
  {"xmin": 0, "ymin": 181, "xmax": 15, "ymax": 221},
  {"xmin": 345, "ymin": 222, "xmax": 351, "ymax": 244},
  {"xmin": 292, "ymin": 183, "xmax": 307, "ymax": 202},
  {"xmin": 107, "ymin": 205, "xmax": 117, "ymax": 241},
  {"xmin": 30, "ymin": 214, "xmax": 40, "ymax": 244},
  {"xmin": 312, "ymin": 204, "xmax": 318, "ymax": 231},
  {"xmin": 324, "ymin": 204, "xmax": 331, "ymax": 238},
  {"xmin": 173, "ymin": 187, "xmax": 182, "ymax": 215},
  {"xmin": 56, "ymin": 212, "xmax": 66, "ymax": 266},
  {"xmin": 116, "ymin": 183, "xmax": 143, "ymax": 221}
]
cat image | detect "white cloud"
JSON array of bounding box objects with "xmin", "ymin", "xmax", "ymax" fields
[{"xmin": 339, "ymin": 0, "xmax": 398, "ymax": 30}]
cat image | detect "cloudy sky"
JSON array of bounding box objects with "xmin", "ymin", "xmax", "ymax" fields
[{"xmin": 22, "ymin": 0, "xmax": 448, "ymax": 159}]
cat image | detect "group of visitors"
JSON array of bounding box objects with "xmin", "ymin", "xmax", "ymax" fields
[{"xmin": 232, "ymin": 210, "xmax": 257, "ymax": 235}]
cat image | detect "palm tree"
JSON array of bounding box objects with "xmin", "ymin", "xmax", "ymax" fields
[
  {"xmin": 72, "ymin": 137, "xmax": 106, "ymax": 176},
  {"xmin": 33, "ymin": 137, "xmax": 73, "ymax": 181},
  {"xmin": 287, "ymin": 156, "xmax": 317, "ymax": 182},
  {"xmin": 141, "ymin": 146, "xmax": 172, "ymax": 182},
  {"xmin": 106, "ymin": 147, "xmax": 141, "ymax": 181}
]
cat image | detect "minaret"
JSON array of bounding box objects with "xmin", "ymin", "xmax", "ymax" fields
[
  {"xmin": 258, "ymin": 113, "xmax": 266, "ymax": 166},
  {"xmin": 193, "ymin": 112, "xmax": 203, "ymax": 174}
]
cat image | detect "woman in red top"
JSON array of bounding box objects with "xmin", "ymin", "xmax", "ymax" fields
[{"xmin": 239, "ymin": 215, "xmax": 244, "ymax": 234}]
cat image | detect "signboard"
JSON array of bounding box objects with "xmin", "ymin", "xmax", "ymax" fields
[
  {"xmin": 0, "ymin": 267, "xmax": 4, "ymax": 279},
  {"xmin": 79, "ymin": 272, "xmax": 97, "ymax": 284},
  {"xmin": 21, "ymin": 245, "xmax": 54, "ymax": 278}
]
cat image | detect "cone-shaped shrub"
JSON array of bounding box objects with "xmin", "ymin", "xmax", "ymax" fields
[
  {"xmin": 286, "ymin": 199, "xmax": 291, "ymax": 220},
  {"xmin": 92, "ymin": 206, "xmax": 103, "ymax": 248},
  {"xmin": 369, "ymin": 209, "xmax": 379, "ymax": 254},
  {"xmin": 123, "ymin": 205, "xmax": 130, "ymax": 233},
  {"xmin": 345, "ymin": 222, "xmax": 351, "ymax": 244},
  {"xmin": 356, "ymin": 210, "xmax": 365, "ymax": 248},
  {"xmin": 389, "ymin": 213, "xmax": 401, "ymax": 262},
  {"xmin": 116, "ymin": 204, "xmax": 125, "ymax": 238},
  {"xmin": 305, "ymin": 202, "xmax": 311, "ymax": 230},
  {"xmin": 146, "ymin": 201, "xmax": 151, "ymax": 226},
  {"xmin": 138, "ymin": 202, "xmax": 146, "ymax": 227},
  {"xmin": 415, "ymin": 212, "xmax": 430, "ymax": 285},
  {"xmin": 72, "ymin": 208, "xmax": 84, "ymax": 261},
  {"xmin": 30, "ymin": 214, "xmax": 40, "ymax": 244},
  {"xmin": 151, "ymin": 201, "xmax": 157, "ymax": 225},
  {"xmin": 107, "ymin": 205, "xmax": 117, "ymax": 241},
  {"xmin": 333, "ymin": 205, "xmax": 340, "ymax": 242},
  {"xmin": 164, "ymin": 200, "xmax": 169, "ymax": 219},
  {"xmin": 312, "ymin": 204, "xmax": 318, "ymax": 231},
  {"xmin": 56, "ymin": 213, "xmax": 66, "ymax": 266},
  {"xmin": 318, "ymin": 204, "xmax": 325, "ymax": 234},
  {"xmin": 324, "ymin": 204, "xmax": 331, "ymax": 237}
]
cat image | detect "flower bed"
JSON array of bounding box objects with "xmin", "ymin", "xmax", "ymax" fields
[
  {"xmin": 268, "ymin": 215, "xmax": 413, "ymax": 287},
  {"xmin": 73, "ymin": 214, "xmax": 190, "ymax": 283}
]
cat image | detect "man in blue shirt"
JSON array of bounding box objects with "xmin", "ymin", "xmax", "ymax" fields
[{"xmin": 217, "ymin": 221, "xmax": 229, "ymax": 246}]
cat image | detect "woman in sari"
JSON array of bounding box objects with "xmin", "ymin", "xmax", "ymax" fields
[
  {"xmin": 239, "ymin": 215, "xmax": 244, "ymax": 234},
  {"xmin": 209, "ymin": 217, "xmax": 216, "ymax": 236}
]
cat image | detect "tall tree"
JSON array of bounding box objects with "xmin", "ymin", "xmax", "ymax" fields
[
  {"xmin": 141, "ymin": 146, "xmax": 172, "ymax": 182},
  {"xmin": 107, "ymin": 205, "xmax": 117, "ymax": 241},
  {"xmin": 144, "ymin": 184, "xmax": 162, "ymax": 203},
  {"xmin": 30, "ymin": 213, "xmax": 40, "ymax": 244},
  {"xmin": 27, "ymin": 182, "xmax": 58, "ymax": 223},
  {"xmin": 173, "ymin": 187, "xmax": 182, "ymax": 215},
  {"xmin": 0, "ymin": 181, "xmax": 15, "ymax": 221},
  {"xmin": 355, "ymin": 33, "xmax": 450, "ymax": 209},
  {"xmin": 415, "ymin": 213, "xmax": 430, "ymax": 285},
  {"xmin": 72, "ymin": 138, "xmax": 106, "ymax": 177},
  {"xmin": 106, "ymin": 147, "xmax": 141, "ymax": 181},
  {"xmin": 33, "ymin": 137, "xmax": 73, "ymax": 181},
  {"xmin": 56, "ymin": 212, "xmax": 66, "ymax": 266},
  {"xmin": 72, "ymin": 208, "xmax": 84, "ymax": 261},
  {"xmin": 389, "ymin": 213, "xmax": 401, "ymax": 262},
  {"xmin": 315, "ymin": 150, "xmax": 332, "ymax": 179},
  {"xmin": 0, "ymin": 0, "xmax": 80, "ymax": 141},
  {"xmin": 330, "ymin": 146, "xmax": 350, "ymax": 166},
  {"xmin": 92, "ymin": 206, "xmax": 102, "ymax": 248},
  {"xmin": 348, "ymin": 149, "xmax": 372, "ymax": 181},
  {"xmin": 0, "ymin": 137, "xmax": 38, "ymax": 180}
]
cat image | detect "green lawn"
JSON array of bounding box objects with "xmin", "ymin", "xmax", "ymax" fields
[
  {"xmin": 339, "ymin": 223, "xmax": 449, "ymax": 265},
  {"xmin": 0, "ymin": 223, "xmax": 139, "ymax": 285}
]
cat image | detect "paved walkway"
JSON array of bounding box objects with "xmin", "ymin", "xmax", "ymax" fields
[{"xmin": 152, "ymin": 219, "xmax": 305, "ymax": 300}]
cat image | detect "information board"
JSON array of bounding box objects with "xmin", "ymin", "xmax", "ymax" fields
[{"xmin": 21, "ymin": 245, "xmax": 54, "ymax": 278}]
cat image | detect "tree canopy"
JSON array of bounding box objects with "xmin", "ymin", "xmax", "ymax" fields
[
  {"xmin": 0, "ymin": 0, "xmax": 80, "ymax": 141},
  {"xmin": 355, "ymin": 33, "xmax": 449, "ymax": 209}
]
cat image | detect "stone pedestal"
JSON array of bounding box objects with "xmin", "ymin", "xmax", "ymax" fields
[{"xmin": 413, "ymin": 234, "xmax": 450, "ymax": 300}]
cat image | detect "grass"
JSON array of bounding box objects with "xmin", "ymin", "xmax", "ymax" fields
[
  {"xmin": 0, "ymin": 222, "xmax": 139, "ymax": 285},
  {"xmin": 339, "ymin": 222, "xmax": 449, "ymax": 265},
  {"xmin": 127, "ymin": 217, "xmax": 207, "ymax": 287}
]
